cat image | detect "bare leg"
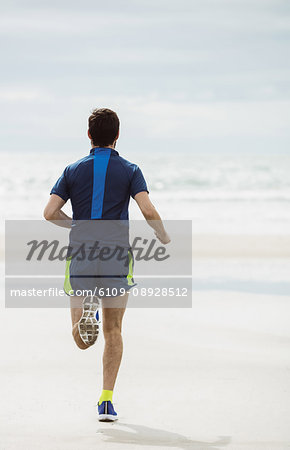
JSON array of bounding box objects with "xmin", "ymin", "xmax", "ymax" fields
[
  {"xmin": 70, "ymin": 296, "xmax": 89, "ymax": 350},
  {"xmin": 102, "ymin": 293, "xmax": 128, "ymax": 390}
]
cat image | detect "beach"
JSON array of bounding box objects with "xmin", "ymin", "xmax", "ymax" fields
[
  {"xmin": 1, "ymin": 236, "xmax": 290, "ymax": 449},
  {"xmin": 1, "ymin": 279, "xmax": 290, "ymax": 449},
  {"xmin": 1, "ymin": 150, "xmax": 290, "ymax": 449}
]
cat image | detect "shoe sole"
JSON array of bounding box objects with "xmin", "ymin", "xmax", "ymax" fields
[
  {"xmin": 98, "ymin": 414, "xmax": 118, "ymax": 422},
  {"xmin": 78, "ymin": 295, "xmax": 100, "ymax": 346}
]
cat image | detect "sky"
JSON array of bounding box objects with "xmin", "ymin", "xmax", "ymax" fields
[{"xmin": 0, "ymin": 0, "xmax": 290, "ymax": 154}]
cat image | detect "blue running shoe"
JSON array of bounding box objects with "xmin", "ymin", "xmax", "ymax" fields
[
  {"xmin": 98, "ymin": 401, "xmax": 118, "ymax": 422},
  {"xmin": 78, "ymin": 296, "xmax": 100, "ymax": 347}
]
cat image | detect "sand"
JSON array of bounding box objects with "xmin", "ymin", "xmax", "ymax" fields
[
  {"xmin": 1, "ymin": 282, "xmax": 290, "ymax": 450},
  {"xmin": 1, "ymin": 229, "xmax": 290, "ymax": 449}
]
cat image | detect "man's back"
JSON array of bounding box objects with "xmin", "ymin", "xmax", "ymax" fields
[{"xmin": 51, "ymin": 147, "xmax": 148, "ymax": 221}]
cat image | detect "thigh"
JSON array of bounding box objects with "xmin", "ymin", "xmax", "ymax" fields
[{"xmin": 102, "ymin": 292, "xmax": 129, "ymax": 332}]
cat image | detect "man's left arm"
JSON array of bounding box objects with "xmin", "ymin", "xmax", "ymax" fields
[{"xmin": 43, "ymin": 194, "xmax": 72, "ymax": 228}]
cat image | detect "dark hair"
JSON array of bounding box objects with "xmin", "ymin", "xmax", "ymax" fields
[{"xmin": 88, "ymin": 108, "xmax": 119, "ymax": 147}]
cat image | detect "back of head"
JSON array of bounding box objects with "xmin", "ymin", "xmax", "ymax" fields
[{"xmin": 88, "ymin": 108, "xmax": 120, "ymax": 147}]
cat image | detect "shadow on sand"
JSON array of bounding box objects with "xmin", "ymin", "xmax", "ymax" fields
[{"xmin": 97, "ymin": 422, "xmax": 231, "ymax": 449}]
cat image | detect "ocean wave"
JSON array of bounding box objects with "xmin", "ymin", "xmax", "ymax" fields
[{"xmin": 152, "ymin": 190, "xmax": 290, "ymax": 202}]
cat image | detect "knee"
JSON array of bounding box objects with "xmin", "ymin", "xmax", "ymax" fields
[{"xmin": 103, "ymin": 322, "xmax": 121, "ymax": 340}]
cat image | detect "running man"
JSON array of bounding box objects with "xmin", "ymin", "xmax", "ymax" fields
[{"xmin": 43, "ymin": 108, "xmax": 170, "ymax": 421}]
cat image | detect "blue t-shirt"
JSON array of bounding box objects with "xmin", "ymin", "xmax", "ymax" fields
[{"xmin": 50, "ymin": 147, "xmax": 148, "ymax": 221}]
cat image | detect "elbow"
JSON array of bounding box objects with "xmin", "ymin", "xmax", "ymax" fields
[
  {"xmin": 142, "ymin": 206, "xmax": 156, "ymax": 221},
  {"xmin": 43, "ymin": 208, "xmax": 53, "ymax": 221},
  {"xmin": 43, "ymin": 211, "xmax": 50, "ymax": 221}
]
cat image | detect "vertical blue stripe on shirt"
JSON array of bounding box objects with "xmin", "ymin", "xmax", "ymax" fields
[{"xmin": 91, "ymin": 149, "xmax": 111, "ymax": 219}]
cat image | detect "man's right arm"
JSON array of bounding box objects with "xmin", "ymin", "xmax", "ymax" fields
[
  {"xmin": 43, "ymin": 194, "xmax": 72, "ymax": 228},
  {"xmin": 134, "ymin": 192, "xmax": 170, "ymax": 244}
]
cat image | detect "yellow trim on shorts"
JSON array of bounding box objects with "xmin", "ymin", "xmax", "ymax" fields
[
  {"xmin": 127, "ymin": 251, "xmax": 134, "ymax": 286},
  {"xmin": 64, "ymin": 257, "xmax": 73, "ymax": 295}
]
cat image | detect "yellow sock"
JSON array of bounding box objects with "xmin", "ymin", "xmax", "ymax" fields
[{"xmin": 98, "ymin": 389, "xmax": 113, "ymax": 405}]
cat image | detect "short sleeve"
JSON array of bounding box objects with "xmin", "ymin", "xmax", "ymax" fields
[
  {"xmin": 130, "ymin": 166, "xmax": 149, "ymax": 198},
  {"xmin": 50, "ymin": 167, "xmax": 70, "ymax": 202}
]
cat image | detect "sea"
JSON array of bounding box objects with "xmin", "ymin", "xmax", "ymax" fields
[{"xmin": 0, "ymin": 150, "xmax": 289, "ymax": 235}]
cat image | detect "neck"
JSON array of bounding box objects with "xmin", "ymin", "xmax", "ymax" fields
[{"xmin": 91, "ymin": 141, "xmax": 116, "ymax": 150}]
